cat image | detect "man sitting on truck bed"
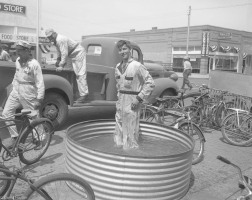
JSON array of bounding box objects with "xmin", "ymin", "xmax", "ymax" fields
[{"xmin": 45, "ymin": 28, "xmax": 89, "ymax": 103}]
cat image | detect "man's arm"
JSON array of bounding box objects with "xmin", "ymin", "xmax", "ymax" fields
[
  {"xmin": 137, "ymin": 64, "xmax": 155, "ymax": 101},
  {"xmin": 33, "ymin": 61, "xmax": 45, "ymax": 101},
  {"xmin": 57, "ymin": 39, "xmax": 68, "ymax": 68}
]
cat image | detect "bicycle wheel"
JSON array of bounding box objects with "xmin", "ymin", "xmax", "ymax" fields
[
  {"xmin": 178, "ymin": 122, "xmax": 205, "ymax": 164},
  {"xmin": 181, "ymin": 92, "xmax": 201, "ymax": 107},
  {"xmin": 140, "ymin": 106, "xmax": 159, "ymax": 123},
  {"xmin": 25, "ymin": 173, "xmax": 95, "ymax": 200},
  {"xmin": 0, "ymin": 164, "xmax": 11, "ymax": 197},
  {"xmin": 221, "ymin": 112, "xmax": 252, "ymax": 146},
  {"xmin": 162, "ymin": 108, "xmax": 184, "ymax": 126},
  {"xmin": 215, "ymin": 101, "xmax": 235, "ymax": 127},
  {"xmin": 18, "ymin": 118, "xmax": 54, "ymax": 165},
  {"xmin": 184, "ymin": 105, "xmax": 202, "ymax": 125}
]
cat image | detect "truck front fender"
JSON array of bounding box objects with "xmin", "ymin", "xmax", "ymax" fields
[
  {"xmin": 147, "ymin": 78, "xmax": 179, "ymax": 104},
  {"xmin": 43, "ymin": 74, "xmax": 73, "ymax": 105}
]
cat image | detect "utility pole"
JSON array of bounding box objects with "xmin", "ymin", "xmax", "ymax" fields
[
  {"xmin": 186, "ymin": 6, "xmax": 191, "ymax": 57},
  {"xmin": 36, "ymin": 0, "xmax": 40, "ymax": 60}
]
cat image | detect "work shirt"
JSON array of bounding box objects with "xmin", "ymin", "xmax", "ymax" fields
[
  {"xmin": 115, "ymin": 59, "xmax": 155, "ymax": 101},
  {"xmin": 184, "ymin": 60, "xmax": 192, "ymax": 70},
  {"xmin": 55, "ymin": 34, "xmax": 86, "ymax": 75},
  {"xmin": 12, "ymin": 57, "xmax": 45, "ymax": 100}
]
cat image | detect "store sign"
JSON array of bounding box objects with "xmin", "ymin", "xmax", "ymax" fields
[
  {"xmin": 0, "ymin": 33, "xmax": 36, "ymax": 43},
  {"xmin": 0, "ymin": 3, "xmax": 26, "ymax": 15},
  {"xmin": 218, "ymin": 32, "xmax": 232, "ymax": 40},
  {"xmin": 39, "ymin": 37, "xmax": 51, "ymax": 44},
  {"xmin": 201, "ymin": 32, "xmax": 210, "ymax": 56}
]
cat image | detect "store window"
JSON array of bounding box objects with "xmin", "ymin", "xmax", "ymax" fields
[
  {"xmin": 214, "ymin": 56, "xmax": 238, "ymax": 72},
  {"xmin": 173, "ymin": 57, "xmax": 201, "ymax": 73}
]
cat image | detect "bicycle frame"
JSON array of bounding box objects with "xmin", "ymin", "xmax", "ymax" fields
[
  {"xmin": 0, "ymin": 166, "xmax": 54, "ymax": 199},
  {"xmin": 0, "ymin": 115, "xmax": 31, "ymax": 160},
  {"xmin": 217, "ymin": 156, "xmax": 252, "ymax": 200}
]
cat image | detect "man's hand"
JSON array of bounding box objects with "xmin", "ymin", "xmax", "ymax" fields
[
  {"xmin": 55, "ymin": 60, "xmax": 60, "ymax": 67},
  {"xmin": 131, "ymin": 98, "xmax": 140, "ymax": 110},
  {"xmin": 34, "ymin": 99, "xmax": 43, "ymax": 110},
  {"xmin": 56, "ymin": 66, "xmax": 64, "ymax": 72}
]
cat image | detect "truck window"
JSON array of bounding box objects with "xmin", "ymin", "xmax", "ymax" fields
[
  {"xmin": 131, "ymin": 49, "xmax": 139, "ymax": 61},
  {"xmin": 87, "ymin": 45, "xmax": 102, "ymax": 56}
]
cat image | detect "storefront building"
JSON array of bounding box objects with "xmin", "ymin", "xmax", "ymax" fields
[
  {"xmin": 83, "ymin": 25, "xmax": 252, "ymax": 75},
  {"xmin": 0, "ymin": 0, "xmax": 55, "ymax": 63}
]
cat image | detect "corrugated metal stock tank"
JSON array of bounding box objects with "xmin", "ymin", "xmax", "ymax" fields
[{"xmin": 65, "ymin": 119, "xmax": 194, "ymax": 200}]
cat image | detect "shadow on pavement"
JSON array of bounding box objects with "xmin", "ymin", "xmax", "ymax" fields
[
  {"xmin": 23, "ymin": 152, "xmax": 63, "ymax": 174},
  {"xmin": 50, "ymin": 133, "xmax": 64, "ymax": 146}
]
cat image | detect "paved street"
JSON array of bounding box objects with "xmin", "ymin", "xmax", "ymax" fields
[{"xmin": 1, "ymin": 106, "xmax": 252, "ymax": 199}]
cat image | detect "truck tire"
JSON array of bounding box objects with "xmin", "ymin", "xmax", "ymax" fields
[{"xmin": 41, "ymin": 93, "xmax": 68, "ymax": 129}]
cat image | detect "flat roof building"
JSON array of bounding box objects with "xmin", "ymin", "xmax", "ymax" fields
[{"xmin": 83, "ymin": 25, "xmax": 252, "ymax": 75}]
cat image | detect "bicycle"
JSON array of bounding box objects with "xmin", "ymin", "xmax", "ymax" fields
[
  {"xmin": 221, "ymin": 108, "xmax": 252, "ymax": 146},
  {"xmin": 187, "ymin": 86, "xmax": 234, "ymax": 129},
  {"xmin": 153, "ymin": 84, "xmax": 202, "ymax": 109},
  {"xmin": 140, "ymin": 101, "xmax": 205, "ymax": 165},
  {"xmin": 0, "ymin": 109, "xmax": 54, "ymax": 165},
  {"xmin": 0, "ymin": 163, "xmax": 95, "ymax": 199},
  {"xmin": 217, "ymin": 155, "xmax": 252, "ymax": 200}
]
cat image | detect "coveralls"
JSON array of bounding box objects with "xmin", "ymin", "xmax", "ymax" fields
[
  {"xmin": 181, "ymin": 60, "xmax": 193, "ymax": 89},
  {"xmin": 2, "ymin": 57, "xmax": 45, "ymax": 138},
  {"xmin": 114, "ymin": 59, "xmax": 155, "ymax": 149},
  {"xmin": 56, "ymin": 34, "xmax": 88, "ymax": 97}
]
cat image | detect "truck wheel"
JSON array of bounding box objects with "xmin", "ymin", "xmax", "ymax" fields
[{"xmin": 41, "ymin": 93, "xmax": 68, "ymax": 129}]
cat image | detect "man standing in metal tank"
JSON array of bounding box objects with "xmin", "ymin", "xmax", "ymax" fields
[
  {"xmin": 114, "ymin": 40, "xmax": 155, "ymax": 149},
  {"xmin": 45, "ymin": 28, "xmax": 89, "ymax": 103}
]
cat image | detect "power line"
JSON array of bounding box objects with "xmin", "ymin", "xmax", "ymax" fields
[{"xmin": 193, "ymin": 3, "xmax": 252, "ymax": 11}]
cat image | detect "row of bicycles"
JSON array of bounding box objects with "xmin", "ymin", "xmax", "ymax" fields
[
  {"xmin": 140, "ymin": 84, "xmax": 252, "ymax": 164},
  {"xmin": 140, "ymin": 84, "xmax": 252, "ymax": 199},
  {"xmin": 0, "ymin": 110, "xmax": 95, "ymax": 199}
]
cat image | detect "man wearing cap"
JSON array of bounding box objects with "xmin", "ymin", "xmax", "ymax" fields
[
  {"xmin": 45, "ymin": 28, "xmax": 89, "ymax": 103},
  {"xmin": 2, "ymin": 40, "xmax": 45, "ymax": 148},
  {"xmin": 181, "ymin": 56, "xmax": 193, "ymax": 90},
  {"xmin": 0, "ymin": 43, "xmax": 12, "ymax": 62}
]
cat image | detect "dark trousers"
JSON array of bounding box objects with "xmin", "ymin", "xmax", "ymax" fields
[{"xmin": 181, "ymin": 69, "xmax": 192, "ymax": 89}]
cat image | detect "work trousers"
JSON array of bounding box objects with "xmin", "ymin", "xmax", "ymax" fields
[{"xmin": 2, "ymin": 92, "xmax": 43, "ymax": 139}]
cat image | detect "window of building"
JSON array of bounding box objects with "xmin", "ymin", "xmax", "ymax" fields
[
  {"xmin": 172, "ymin": 57, "xmax": 201, "ymax": 73},
  {"xmin": 214, "ymin": 56, "xmax": 238, "ymax": 72},
  {"xmin": 87, "ymin": 45, "xmax": 102, "ymax": 55}
]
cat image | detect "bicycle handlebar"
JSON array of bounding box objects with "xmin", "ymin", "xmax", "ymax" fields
[
  {"xmin": 14, "ymin": 110, "xmax": 31, "ymax": 117},
  {"xmin": 217, "ymin": 155, "xmax": 232, "ymax": 164}
]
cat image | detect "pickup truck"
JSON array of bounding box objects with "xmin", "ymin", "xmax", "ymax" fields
[{"xmin": 0, "ymin": 37, "xmax": 179, "ymax": 129}]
